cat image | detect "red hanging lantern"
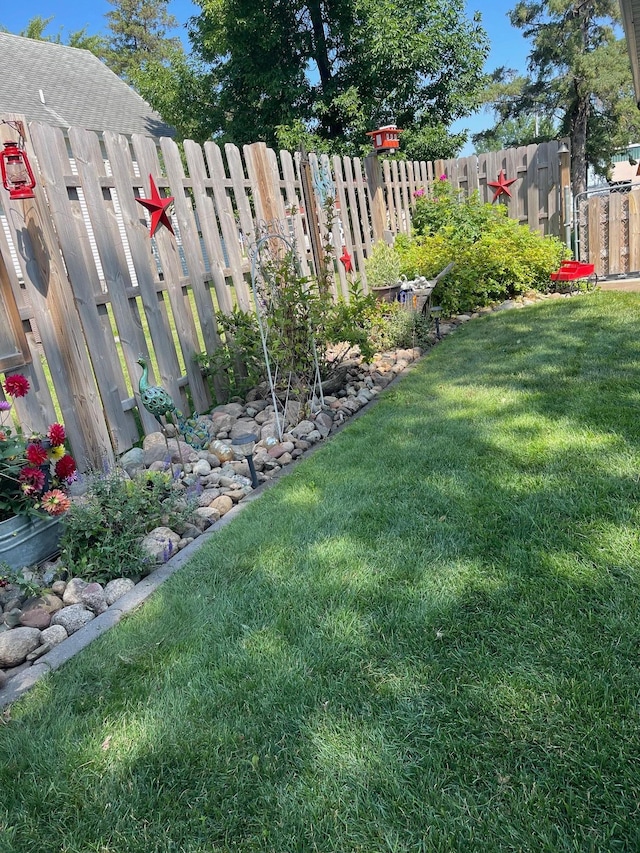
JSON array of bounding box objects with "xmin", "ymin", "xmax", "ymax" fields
[{"xmin": 0, "ymin": 141, "xmax": 36, "ymax": 200}]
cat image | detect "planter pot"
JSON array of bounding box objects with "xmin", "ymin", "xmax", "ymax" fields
[
  {"xmin": 371, "ymin": 284, "xmax": 401, "ymax": 303},
  {"xmin": 0, "ymin": 514, "xmax": 63, "ymax": 571}
]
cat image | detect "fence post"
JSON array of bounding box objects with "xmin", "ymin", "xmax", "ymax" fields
[
  {"xmin": 299, "ymin": 146, "xmax": 326, "ymax": 281},
  {"xmin": 364, "ymin": 153, "xmax": 387, "ymax": 243}
]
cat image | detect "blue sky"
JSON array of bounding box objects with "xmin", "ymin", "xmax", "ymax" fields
[{"xmin": 0, "ymin": 0, "xmax": 532, "ymax": 154}]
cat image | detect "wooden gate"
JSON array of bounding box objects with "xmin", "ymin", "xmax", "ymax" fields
[{"xmin": 575, "ymin": 183, "xmax": 640, "ymax": 277}]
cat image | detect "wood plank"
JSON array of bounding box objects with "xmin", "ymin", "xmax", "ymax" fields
[
  {"xmin": 352, "ymin": 157, "xmax": 372, "ymax": 255},
  {"xmin": 628, "ymin": 189, "xmax": 640, "ymax": 272},
  {"xmin": 382, "ymin": 159, "xmax": 402, "ymax": 237},
  {"xmin": 332, "ymin": 155, "xmax": 353, "ymax": 297},
  {"xmin": 525, "ymin": 144, "xmax": 540, "ymax": 233},
  {"xmin": 341, "ymin": 155, "xmax": 366, "ymax": 282},
  {"xmin": 279, "ymin": 150, "xmax": 311, "ymax": 277},
  {"xmin": 504, "ymin": 146, "xmax": 520, "ymax": 223},
  {"xmin": 161, "ymin": 137, "xmax": 220, "ymax": 355},
  {"xmin": 68, "ymin": 126, "xmax": 158, "ymax": 437},
  {"xmin": 313, "ymin": 153, "xmax": 343, "ymax": 299},
  {"xmin": 608, "ymin": 191, "xmax": 623, "ymax": 275},
  {"xmin": 0, "ymin": 242, "xmax": 30, "ymax": 372},
  {"xmin": 132, "ymin": 134, "xmax": 211, "ymax": 414},
  {"xmin": 32, "ymin": 122, "xmax": 138, "ymax": 454},
  {"xmin": 587, "ymin": 197, "xmax": 602, "ymax": 270},
  {"xmin": 1, "ymin": 117, "xmax": 113, "ymax": 469},
  {"xmin": 224, "ymin": 144, "xmax": 255, "ymax": 247},
  {"xmin": 199, "ymin": 141, "xmax": 248, "ymax": 313},
  {"xmin": 397, "ymin": 159, "xmax": 411, "ymax": 234},
  {"xmin": 223, "ymin": 144, "xmax": 255, "ymax": 310},
  {"xmin": 102, "ymin": 130, "xmax": 184, "ymax": 412},
  {"xmin": 244, "ymin": 142, "xmax": 285, "ymax": 229}
]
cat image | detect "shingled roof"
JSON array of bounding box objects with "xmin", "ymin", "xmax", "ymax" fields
[{"xmin": 0, "ymin": 32, "xmax": 175, "ymax": 138}]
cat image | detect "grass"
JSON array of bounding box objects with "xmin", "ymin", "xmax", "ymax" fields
[{"xmin": 3, "ymin": 291, "xmax": 640, "ymax": 852}]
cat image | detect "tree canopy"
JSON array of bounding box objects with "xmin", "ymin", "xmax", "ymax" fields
[{"xmin": 187, "ymin": 0, "xmax": 490, "ymax": 157}]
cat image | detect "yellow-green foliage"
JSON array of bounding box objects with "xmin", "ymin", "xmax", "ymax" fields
[{"xmin": 397, "ymin": 182, "xmax": 565, "ymax": 314}]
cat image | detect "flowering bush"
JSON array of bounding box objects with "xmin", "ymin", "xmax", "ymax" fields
[{"xmin": 0, "ymin": 374, "xmax": 77, "ymax": 522}]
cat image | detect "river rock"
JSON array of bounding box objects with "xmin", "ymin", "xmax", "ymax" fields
[
  {"xmin": 80, "ymin": 583, "xmax": 108, "ymax": 615},
  {"xmin": 193, "ymin": 459, "xmax": 212, "ymax": 477},
  {"xmin": 63, "ymin": 578, "xmax": 89, "ymax": 605},
  {"xmin": 0, "ymin": 627, "xmax": 41, "ymax": 667},
  {"xmin": 140, "ymin": 527, "xmax": 181, "ymax": 563},
  {"xmin": 210, "ymin": 495, "xmax": 233, "ymax": 516},
  {"xmin": 19, "ymin": 608, "xmax": 51, "ymax": 629},
  {"xmin": 104, "ymin": 578, "xmax": 136, "ymax": 606},
  {"xmin": 40, "ymin": 624, "xmax": 68, "ymax": 647},
  {"xmin": 291, "ymin": 420, "xmax": 315, "ymax": 439},
  {"xmin": 52, "ymin": 604, "xmax": 95, "ymax": 635},
  {"xmin": 119, "ymin": 447, "xmax": 145, "ymax": 477}
]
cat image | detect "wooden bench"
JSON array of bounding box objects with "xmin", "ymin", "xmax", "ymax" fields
[{"xmin": 550, "ymin": 260, "xmax": 598, "ymax": 290}]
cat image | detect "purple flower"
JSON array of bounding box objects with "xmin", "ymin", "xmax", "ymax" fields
[{"xmin": 0, "ymin": 401, "xmax": 11, "ymax": 411}]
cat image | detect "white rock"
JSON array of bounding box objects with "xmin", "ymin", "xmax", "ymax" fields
[
  {"xmin": 140, "ymin": 526, "xmax": 181, "ymax": 563},
  {"xmin": 104, "ymin": 578, "xmax": 136, "ymax": 606},
  {"xmin": 63, "ymin": 578, "xmax": 89, "ymax": 605},
  {"xmin": 51, "ymin": 604, "xmax": 95, "ymax": 635},
  {"xmin": 40, "ymin": 624, "xmax": 69, "ymax": 648}
]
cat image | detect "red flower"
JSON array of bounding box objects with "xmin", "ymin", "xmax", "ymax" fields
[
  {"xmin": 3, "ymin": 374, "xmax": 30, "ymax": 398},
  {"xmin": 40, "ymin": 489, "xmax": 71, "ymax": 516},
  {"xmin": 55, "ymin": 454, "xmax": 77, "ymax": 481},
  {"xmin": 19, "ymin": 466, "xmax": 45, "ymax": 496},
  {"xmin": 26, "ymin": 442, "xmax": 48, "ymax": 466},
  {"xmin": 47, "ymin": 423, "xmax": 66, "ymax": 446}
]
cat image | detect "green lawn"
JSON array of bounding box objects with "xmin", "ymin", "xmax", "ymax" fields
[{"xmin": 3, "ymin": 291, "xmax": 640, "ymax": 852}]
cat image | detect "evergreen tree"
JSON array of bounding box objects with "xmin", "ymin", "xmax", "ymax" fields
[
  {"xmin": 105, "ymin": 0, "xmax": 181, "ymax": 81},
  {"xmin": 489, "ymin": 0, "xmax": 638, "ymax": 195}
]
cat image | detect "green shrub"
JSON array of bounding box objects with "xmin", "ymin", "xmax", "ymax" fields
[
  {"xmin": 61, "ymin": 469, "xmax": 195, "ymax": 584},
  {"xmin": 195, "ymin": 306, "xmax": 266, "ymax": 402},
  {"xmin": 364, "ymin": 241, "xmax": 402, "ymax": 288},
  {"xmin": 197, "ymin": 260, "xmax": 378, "ymax": 410},
  {"xmin": 364, "ymin": 300, "xmax": 433, "ymax": 352},
  {"xmin": 399, "ymin": 180, "xmax": 566, "ymax": 315}
]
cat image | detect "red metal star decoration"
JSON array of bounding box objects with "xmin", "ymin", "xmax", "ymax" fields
[
  {"xmin": 136, "ymin": 174, "xmax": 174, "ymax": 237},
  {"xmin": 487, "ymin": 169, "xmax": 517, "ymax": 202},
  {"xmin": 339, "ymin": 246, "xmax": 353, "ymax": 273}
]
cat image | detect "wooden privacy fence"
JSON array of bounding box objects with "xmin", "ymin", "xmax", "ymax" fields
[{"xmin": 0, "ymin": 115, "xmax": 566, "ymax": 469}]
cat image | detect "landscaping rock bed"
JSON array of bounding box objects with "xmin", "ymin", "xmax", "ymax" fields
[{"xmin": 0, "ymin": 292, "xmax": 562, "ymax": 694}]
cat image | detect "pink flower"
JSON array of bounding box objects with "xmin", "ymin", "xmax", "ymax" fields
[
  {"xmin": 47, "ymin": 423, "xmax": 66, "ymax": 446},
  {"xmin": 26, "ymin": 442, "xmax": 49, "ymax": 466},
  {"xmin": 40, "ymin": 489, "xmax": 71, "ymax": 516},
  {"xmin": 439, "ymin": 174, "xmax": 448, "ymax": 181},
  {"xmin": 55, "ymin": 454, "xmax": 77, "ymax": 481},
  {"xmin": 19, "ymin": 466, "xmax": 45, "ymax": 496},
  {"xmin": 3, "ymin": 374, "xmax": 30, "ymax": 398},
  {"xmin": 413, "ymin": 188, "xmax": 425, "ymax": 197}
]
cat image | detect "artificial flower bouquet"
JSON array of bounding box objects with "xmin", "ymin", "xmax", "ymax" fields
[{"xmin": 0, "ymin": 373, "xmax": 77, "ymax": 522}]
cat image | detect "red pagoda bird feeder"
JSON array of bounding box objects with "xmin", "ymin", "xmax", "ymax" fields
[
  {"xmin": 366, "ymin": 125, "xmax": 403, "ymax": 153},
  {"xmin": 0, "ymin": 141, "xmax": 36, "ymax": 200}
]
